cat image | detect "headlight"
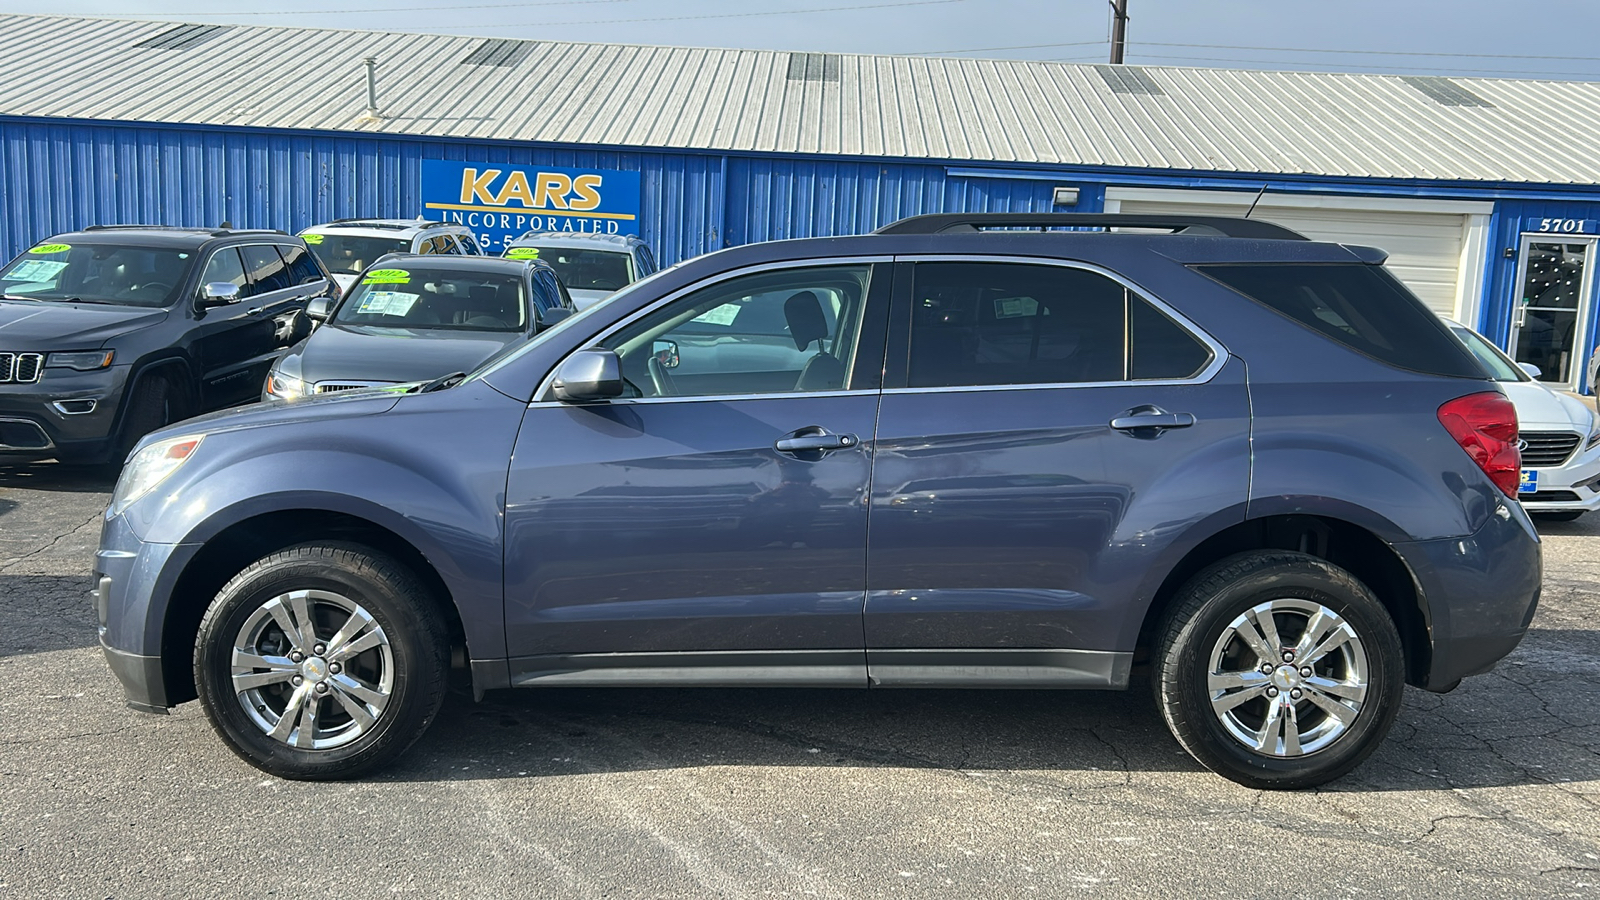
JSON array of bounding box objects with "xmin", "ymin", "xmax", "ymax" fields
[
  {"xmin": 265, "ymin": 371, "xmax": 307, "ymax": 400},
  {"xmin": 46, "ymin": 350, "xmax": 114, "ymax": 370},
  {"xmin": 110, "ymin": 435, "xmax": 203, "ymax": 516}
]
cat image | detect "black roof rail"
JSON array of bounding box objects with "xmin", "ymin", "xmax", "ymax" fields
[
  {"xmin": 329, "ymin": 218, "xmax": 444, "ymax": 230},
  {"xmin": 873, "ymin": 213, "xmax": 1308, "ymax": 241},
  {"xmin": 211, "ymin": 228, "xmax": 289, "ymax": 237},
  {"xmin": 81, "ymin": 224, "xmax": 212, "ymax": 232}
]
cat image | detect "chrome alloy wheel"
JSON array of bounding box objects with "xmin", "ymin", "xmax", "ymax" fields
[
  {"xmin": 1206, "ymin": 598, "xmax": 1369, "ymax": 757},
  {"xmin": 230, "ymin": 589, "xmax": 393, "ymax": 750}
]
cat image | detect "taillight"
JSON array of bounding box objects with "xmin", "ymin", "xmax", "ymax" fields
[{"xmin": 1438, "ymin": 392, "xmax": 1521, "ymax": 498}]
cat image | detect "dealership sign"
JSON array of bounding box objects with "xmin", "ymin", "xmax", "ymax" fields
[{"xmin": 421, "ymin": 160, "xmax": 642, "ymax": 253}]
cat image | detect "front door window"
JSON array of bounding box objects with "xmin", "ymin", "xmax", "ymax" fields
[{"xmin": 1510, "ymin": 239, "xmax": 1595, "ymax": 387}]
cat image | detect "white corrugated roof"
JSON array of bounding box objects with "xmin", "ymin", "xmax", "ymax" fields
[{"xmin": 1, "ymin": 14, "xmax": 1598, "ymax": 185}]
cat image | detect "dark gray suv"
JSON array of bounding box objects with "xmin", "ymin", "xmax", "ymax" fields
[
  {"xmin": 0, "ymin": 226, "xmax": 335, "ymax": 463},
  {"xmin": 94, "ymin": 214, "xmax": 1541, "ymax": 789}
]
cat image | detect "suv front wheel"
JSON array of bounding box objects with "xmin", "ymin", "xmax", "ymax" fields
[
  {"xmin": 1155, "ymin": 551, "xmax": 1404, "ymax": 789},
  {"xmin": 194, "ymin": 542, "xmax": 449, "ymax": 780}
]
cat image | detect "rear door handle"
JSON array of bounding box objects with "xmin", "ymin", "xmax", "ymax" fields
[
  {"xmin": 1110, "ymin": 410, "xmax": 1196, "ymax": 432},
  {"xmin": 246, "ymin": 307, "xmax": 264, "ymax": 316}
]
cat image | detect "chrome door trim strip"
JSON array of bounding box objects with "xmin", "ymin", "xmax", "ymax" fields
[{"xmin": 508, "ymin": 649, "xmax": 868, "ymax": 688}]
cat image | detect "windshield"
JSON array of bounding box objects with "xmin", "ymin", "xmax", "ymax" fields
[
  {"xmin": 1450, "ymin": 325, "xmax": 1529, "ymax": 383},
  {"xmin": 332, "ymin": 266, "xmax": 528, "ymax": 332},
  {"xmin": 506, "ymin": 246, "xmax": 632, "ymax": 291},
  {"xmin": 0, "ymin": 242, "xmax": 193, "ymax": 307},
  {"xmin": 303, "ymin": 234, "xmax": 409, "ymax": 276}
]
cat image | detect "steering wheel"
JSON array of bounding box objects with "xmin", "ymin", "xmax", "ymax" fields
[
  {"xmin": 136, "ymin": 282, "xmax": 175, "ymax": 296},
  {"xmin": 647, "ymin": 356, "xmax": 679, "ymax": 397}
]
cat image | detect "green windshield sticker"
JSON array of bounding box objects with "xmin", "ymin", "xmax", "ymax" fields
[
  {"xmin": 362, "ymin": 268, "xmax": 411, "ymax": 285},
  {"xmin": 505, "ymin": 247, "xmax": 540, "ymax": 260},
  {"xmin": 29, "ymin": 243, "xmax": 70, "ymax": 255},
  {"xmin": 302, "ymin": 234, "xmax": 324, "ymax": 244}
]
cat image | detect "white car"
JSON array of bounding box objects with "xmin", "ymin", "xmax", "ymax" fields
[
  {"xmin": 1449, "ymin": 321, "xmax": 1600, "ymax": 520},
  {"xmin": 299, "ymin": 219, "xmax": 485, "ymax": 295},
  {"xmin": 501, "ymin": 231, "xmax": 657, "ymax": 310}
]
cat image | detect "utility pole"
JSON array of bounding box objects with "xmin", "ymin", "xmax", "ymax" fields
[{"xmin": 1109, "ymin": 0, "xmax": 1129, "ymax": 64}]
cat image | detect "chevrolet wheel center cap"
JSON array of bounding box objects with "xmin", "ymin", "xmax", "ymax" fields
[
  {"xmin": 1271, "ymin": 666, "xmax": 1301, "ymax": 690},
  {"xmin": 300, "ymin": 657, "xmax": 329, "ymax": 682}
]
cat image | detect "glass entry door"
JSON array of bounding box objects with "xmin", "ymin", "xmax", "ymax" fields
[{"xmin": 1508, "ymin": 236, "xmax": 1597, "ymax": 390}]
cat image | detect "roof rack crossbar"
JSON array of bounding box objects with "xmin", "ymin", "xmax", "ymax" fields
[{"xmin": 873, "ymin": 213, "xmax": 1308, "ymax": 241}]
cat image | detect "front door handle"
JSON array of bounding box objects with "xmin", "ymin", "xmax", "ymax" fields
[
  {"xmin": 1110, "ymin": 407, "xmax": 1196, "ymax": 434},
  {"xmin": 775, "ymin": 427, "xmax": 858, "ymax": 455},
  {"xmin": 246, "ymin": 306, "xmax": 264, "ymax": 316}
]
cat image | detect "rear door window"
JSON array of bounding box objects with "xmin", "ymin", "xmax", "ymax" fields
[
  {"xmin": 277, "ymin": 244, "xmax": 326, "ymax": 286},
  {"xmin": 240, "ymin": 245, "xmax": 292, "ymax": 294},
  {"xmin": 904, "ymin": 261, "xmax": 1212, "ymax": 388},
  {"xmin": 1196, "ymin": 263, "xmax": 1482, "ymax": 378}
]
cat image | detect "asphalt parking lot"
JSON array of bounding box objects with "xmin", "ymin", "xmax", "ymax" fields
[{"xmin": 1, "ymin": 463, "xmax": 1598, "ymax": 898}]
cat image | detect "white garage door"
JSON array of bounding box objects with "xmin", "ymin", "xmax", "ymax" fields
[{"xmin": 1113, "ymin": 198, "xmax": 1472, "ymax": 318}]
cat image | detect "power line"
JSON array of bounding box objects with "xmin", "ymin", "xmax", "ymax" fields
[
  {"xmin": 913, "ymin": 40, "xmax": 1105, "ymax": 55},
  {"xmin": 125, "ymin": 0, "xmax": 633, "ymax": 15},
  {"xmin": 121, "ymin": 0, "xmax": 972, "ymax": 26}
]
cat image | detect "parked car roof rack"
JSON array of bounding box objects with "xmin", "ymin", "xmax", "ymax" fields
[
  {"xmin": 209, "ymin": 228, "xmax": 288, "ymax": 236},
  {"xmin": 328, "ymin": 218, "xmax": 445, "ymax": 230},
  {"xmin": 82, "ymin": 224, "xmax": 214, "ymax": 232},
  {"xmin": 873, "ymin": 213, "xmax": 1308, "ymax": 241}
]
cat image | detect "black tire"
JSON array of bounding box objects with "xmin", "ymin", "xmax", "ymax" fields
[
  {"xmin": 194, "ymin": 542, "xmax": 449, "ymax": 780},
  {"xmin": 112, "ymin": 374, "xmax": 174, "ymax": 464},
  {"xmin": 1154, "ymin": 551, "xmax": 1405, "ymax": 790},
  {"xmin": 1532, "ymin": 510, "xmax": 1584, "ymax": 522}
]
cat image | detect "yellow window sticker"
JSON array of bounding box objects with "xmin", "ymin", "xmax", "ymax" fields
[
  {"xmin": 302, "ymin": 234, "xmax": 324, "ymax": 244},
  {"xmin": 362, "ymin": 268, "xmax": 411, "ymax": 285},
  {"xmin": 29, "ymin": 243, "xmax": 70, "ymax": 254},
  {"xmin": 505, "ymin": 247, "xmax": 540, "ymax": 260}
]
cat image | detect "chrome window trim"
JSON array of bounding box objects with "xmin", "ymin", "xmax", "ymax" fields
[
  {"xmin": 886, "ymin": 253, "xmax": 1229, "ymax": 392},
  {"xmin": 531, "ymin": 256, "xmax": 894, "ymax": 405}
]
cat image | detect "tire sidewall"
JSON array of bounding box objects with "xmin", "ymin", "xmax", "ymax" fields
[
  {"xmin": 1163, "ymin": 558, "xmax": 1404, "ymax": 789},
  {"xmin": 195, "ymin": 552, "xmax": 439, "ymax": 779}
]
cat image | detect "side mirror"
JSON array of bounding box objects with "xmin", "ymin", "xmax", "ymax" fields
[
  {"xmin": 537, "ymin": 307, "xmax": 573, "ymax": 330},
  {"xmin": 1517, "ymin": 362, "xmax": 1543, "ymax": 379},
  {"xmin": 306, "ymin": 297, "xmax": 333, "ymax": 322},
  {"xmin": 551, "ymin": 348, "xmax": 624, "ymax": 402},
  {"xmin": 198, "ymin": 282, "xmax": 241, "ymax": 308},
  {"xmin": 651, "ymin": 339, "xmax": 680, "ymax": 369}
]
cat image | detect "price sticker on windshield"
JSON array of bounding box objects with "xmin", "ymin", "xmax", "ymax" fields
[
  {"xmin": 505, "ymin": 247, "xmax": 541, "ymax": 260},
  {"xmin": 29, "ymin": 243, "xmax": 70, "ymax": 254},
  {"xmin": 362, "ymin": 268, "xmax": 411, "ymax": 285},
  {"xmin": 302, "ymin": 234, "xmax": 324, "ymax": 244},
  {"xmin": 357, "ymin": 291, "xmax": 419, "ymax": 316}
]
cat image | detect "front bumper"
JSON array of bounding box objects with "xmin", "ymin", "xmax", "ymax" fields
[
  {"xmin": 0, "ymin": 364, "xmax": 129, "ymax": 460},
  {"xmin": 1395, "ymin": 497, "xmax": 1542, "ymax": 690},
  {"xmin": 1517, "ymin": 439, "xmax": 1600, "ymax": 512},
  {"xmin": 93, "ymin": 511, "xmax": 200, "ymax": 712}
]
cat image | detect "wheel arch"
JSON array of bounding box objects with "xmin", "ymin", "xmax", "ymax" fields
[
  {"xmin": 159, "ymin": 505, "xmax": 470, "ymax": 707},
  {"xmin": 1135, "ymin": 513, "xmax": 1432, "ymax": 687}
]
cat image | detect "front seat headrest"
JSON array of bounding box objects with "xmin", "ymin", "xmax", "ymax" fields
[{"xmin": 783, "ymin": 290, "xmax": 829, "ymax": 351}]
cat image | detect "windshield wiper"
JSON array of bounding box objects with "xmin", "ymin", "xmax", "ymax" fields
[{"xmin": 418, "ymin": 372, "xmax": 468, "ymax": 394}]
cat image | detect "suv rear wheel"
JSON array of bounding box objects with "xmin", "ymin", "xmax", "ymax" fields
[
  {"xmin": 1155, "ymin": 551, "xmax": 1404, "ymax": 790},
  {"xmin": 194, "ymin": 543, "xmax": 449, "ymax": 780}
]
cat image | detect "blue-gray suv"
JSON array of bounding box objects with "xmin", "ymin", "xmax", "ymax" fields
[{"xmin": 94, "ymin": 214, "xmax": 1542, "ymax": 789}]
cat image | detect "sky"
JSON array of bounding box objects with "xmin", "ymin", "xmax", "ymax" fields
[{"xmin": 6, "ymin": 0, "xmax": 1600, "ymax": 82}]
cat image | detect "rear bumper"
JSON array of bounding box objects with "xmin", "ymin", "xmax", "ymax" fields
[{"xmin": 1396, "ymin": 498, "xmax": 1542, "ymax": 690}]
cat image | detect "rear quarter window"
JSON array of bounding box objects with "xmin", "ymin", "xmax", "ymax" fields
[{"xmin": 1195, "ymin": 263, "xmax": 1482, "ymax": 378}]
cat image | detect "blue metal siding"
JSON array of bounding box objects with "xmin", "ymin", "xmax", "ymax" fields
[{"xmin": 0, "ymin": 117, "xmax": 1111, "ymax": 267}]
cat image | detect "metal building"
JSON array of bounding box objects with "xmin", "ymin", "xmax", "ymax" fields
[{"xmin": 3, "ymin": 14, "xmax": 1600, "ymax": 389}]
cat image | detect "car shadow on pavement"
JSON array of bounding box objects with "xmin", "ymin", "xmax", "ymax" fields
[
  {"xmin": 0, "ymin": 460, "xmax": 118, "ymax": 492},
  {"xmin": 379, "ymin": 626, "xmax": 1600, "ymax": 793},
  {"xmin": 0, "ymin": 574, "xmax": 99, "ymax": 656}
]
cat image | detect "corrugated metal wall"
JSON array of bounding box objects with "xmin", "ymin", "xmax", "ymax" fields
[{"xmin": 0, "ymin": 117, "xmax": 1098, "ymax": 267}]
